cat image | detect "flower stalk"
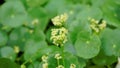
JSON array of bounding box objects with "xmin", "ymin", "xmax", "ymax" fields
[{"xmin": 51, "ymin": 13, "xmax": 68, "ymax": 67}]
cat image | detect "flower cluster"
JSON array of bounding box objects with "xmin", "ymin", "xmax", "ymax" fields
[
  {"xmin": 51, "ymin": 13, "xmax": 68, "ymax": 46},
  {"xmin": 51, "ymin": 13, "xmax": 68, "ymax": 26},
  {"xmin": 89, "ymin": 18, "xmax": 106, "ymax": 33},
  {"xmin": 41, "ymin": 55, "xmax": 48, "ymax": 68},
  {"xmin": 50, "ymin": 27, "xmax": 68, "ymax": 46}
]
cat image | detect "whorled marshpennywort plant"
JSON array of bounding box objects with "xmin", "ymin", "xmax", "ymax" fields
[
  {"xmin": 20, "ymin": 13, "xmax": 77, "ymax": 68},
  {"xmin": 41, "ymin": 13, "xmax": 76, "ymax": 68}
]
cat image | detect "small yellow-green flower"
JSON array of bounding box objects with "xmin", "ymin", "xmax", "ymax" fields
[
  {"xmin": 50, "ymin": 27, "xmax": 68, "ymax": 46},
  {"xmin": 56, "ymin": 65, "xmax": 64, "ymax": 68},
  {"xmin": 70, "ymin": 63, "xmax": 76, "ymax": 68},
  {"xmin": 89, "ymin": 18, "xmax": 106, "ymax": 33},
  {"xmin": 14, "ymin": 45, "xmax": 20, "ymax": 53},
  {"xmin": 42, "ymin": 62, "xmax": 48, "ymax": 68},
  {"xmin": 42, "ymin": 55, "xmax": 48, "ymax": 62},
  {"xmin": 42, "ymin": 55, "xmax": 48, "ymax": 68},
  {"xmin": 32, "ymin": 18, "xmax": 39, "ymax": 25},
  {"xmin": 29, "ymin": 30, "xmax": 34, "ymax": 34},
  {"xmin": 90, "ymin": 23, "xmax": 99, "ymax": 33},
  {"xmin": 99, "ymin": 20, "xmax": 106, "ymax": 30},
  {"xmin": 51, "ymin": 13, "xmax": 68, "ymax": 26},
  {"xmin": 55, "ymin": 53, "xmax": 62, "ymax": 60},
  {"xmin": 21, "ymin": 64, "xmax": 26, "ymax": 68}
]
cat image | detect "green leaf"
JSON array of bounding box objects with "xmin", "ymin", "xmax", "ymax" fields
[
  {"xmin": 45, "ymin": 27, "xmax": 52, "ymax": 44},
  {"xmin": 40, "ymin": 46, "xmax": 61, "ymax": 55},
  {"xmin": 91, "ymin": 0, "xmax": 106, "ymax": 7},
  {"xmin": 101, "ymin": 28, "xmax": 120, "ymax": 56},
  {"xmin": 9, "ymin": 27, "xmax": 31, "ymax": 51},
  {"xmin": 47, "ymin": 53, "xmax": 58, "ymax": 68},
  {"xmin": 0, "ymin": 46, "xmax": 16, "ymax": 61},
  {"xmin": 31, "ymin": 29, "xmax": 46, "ymax": 41},
  {"xmin": 0, "ymin": 58, "xmax": 20, "ymax": 68},
  {"xmin": 26, "ymin": 0, "xmax": 49, "ymax": 7},
  {"xmin": 68, "ymin": 6, "xmax": 102, "ymax": 44},
  {"xmin": 78, "ymin": 58, "xmax": 86, "ymax": 68},
  {"xmin": 75, "ymin": 31, "xmax": 101, "ymax": 59},
  {"xmin": 64, "ymin": 42, "xmax": 76, "ymax": 55},
  {"xmin": 27, "ymin": 7, "xmax": 49, "ymax": 30},
  {"xmin": 101, "ymin": 0, "xmax": 120, "ymax": 27},
  {"xmin": 45, "ymin": 0, "xmax": 67, "ymax": 18},
  {"xmin": 77, "ymin": 7, "xmax": 103, "ymax": 20},
  {"xmin": 64, "ymin": 52, "xmax": 83, "ymax": 68},
  {"xmin": 28, "ymin": 61, "xmax": 40, "ymax": 68},
  {"xmin": 0, "ymin": 31, "xmax": 8, "ymax": 46},
  {"xmin": 68, "ymin": 19, "xmax": 91, "ymax": 44},
  {"xmin": 92, "ymin": 50, "xmax": 117, "ymax": 65},
  {"xmin": 0, "ymin": 1, "xmax": 28, "ymax": 28},
  {"xmin": 24, "ymin": 39, "xmax": 48, "ymax": 61}
]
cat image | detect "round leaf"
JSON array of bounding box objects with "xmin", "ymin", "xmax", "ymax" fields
[
  {"xmin": 0, "ymin": 46, "xmax": 16, "ymax": 61},
  {"xmin": 101, "ymin": 28, "xmax": 120, "ymax": 56},
  {"xmin": 75, "ymin": 31, "xmax": 101, "ymax": 59},
  {"xmin": 0, "ymin": 1, "xmax": 28, "ymax": 28},
  {"xmin": 24, "ymin": 39, "xmax": 47, "ymax": 61},
  {"xmin": 64, "ymin": 52, "xmax": 82, "ymax": 68},
  {"xmin": 27, "ymin": 7, "xmax": 49, "ymax": 30},
  {"xmin": 92, "ymin": 50, "xmax": 117, "ymax": 65},
  {"xmin": 9, "ymin": 27, "xmax": 31, "ymax": 51}
]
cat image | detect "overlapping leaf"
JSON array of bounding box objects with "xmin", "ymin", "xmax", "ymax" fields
[
  {"xmin": 75, "ymin": 31, "xmax": 101, "ymax": 59},
  {"xmin": 101, "ymin": 28, "xmax": 120, "ymax": 56},
  {"xmin": 0, "ymin": 1, "xmax": 28, "ymax": 28}
]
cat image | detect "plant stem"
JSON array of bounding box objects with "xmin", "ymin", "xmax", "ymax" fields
[
  {"xmin": 61, "ymin": 45, "xmax": 65, "ymax": 66},
  {"xmin": 57, "ymin": 59, "xmax": 60, "ymax": 66}
]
